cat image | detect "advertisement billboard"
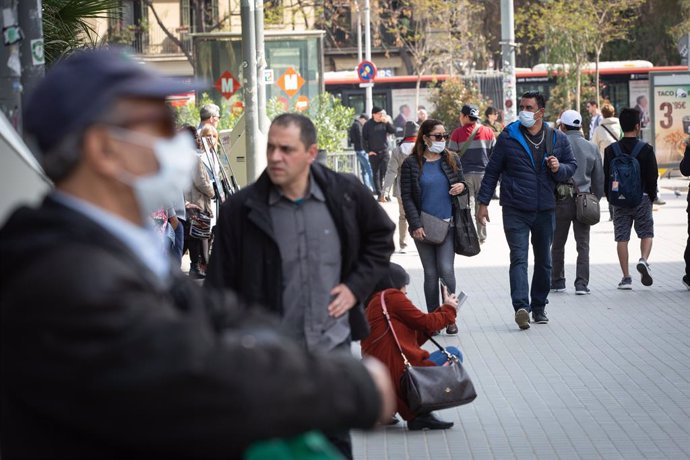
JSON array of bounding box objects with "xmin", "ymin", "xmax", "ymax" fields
[{"xmin": 650, "ymin": 71, "xmax": 690, "ymax": 168}]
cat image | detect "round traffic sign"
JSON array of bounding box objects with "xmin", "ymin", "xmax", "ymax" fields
[{"xmin": 357, "ymin": 60, "xmax": 377, "ymax": 83}]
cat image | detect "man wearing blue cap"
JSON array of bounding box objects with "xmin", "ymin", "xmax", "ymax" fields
[{"xmin": 0, "ymin": 49, "xmax": 394, "ymax": 458}]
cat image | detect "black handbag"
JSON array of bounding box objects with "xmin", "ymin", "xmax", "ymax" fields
[
  {"xmin": 453, "ymin": 195, "xmax": 481, "ymax": 257},
  {"xmin": 379, "ymin": 291, "xmax": 477, "ymax": 415},
  {"xmin": 575, "ymin": 192, "xmax": 601, "ymax": 225}
]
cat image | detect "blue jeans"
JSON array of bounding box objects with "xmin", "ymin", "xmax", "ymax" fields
[
  {"xmin": 414, "ymin": 230, "xmax": 456, "ymax": 312},
  {"xmin": 428, "ymin": 346, "xmax": 463, "ymax": 365},
  {"xmin": 502, "ymin": 206, "xmax": 555, "ymax": 313},
  {"xmin": 355, "ymin": 150, "xmax": 374, "ymax": 191},
  {"xmin": 173, "ymin": 219, "xmax": 185, "ymax": 264}
]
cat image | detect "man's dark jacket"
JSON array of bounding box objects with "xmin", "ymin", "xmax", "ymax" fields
[
  {"xmin": 0, "ymin": 196, "xmax": 381, "ymax": 459},
  {"xmin": 603, "ymin": 138, "xmax": 659, "ymax": 203},
  {"xmin": 362, "ymin": 119, "xmax": 395, "ymax": 153},
  {"xmin": 349, "ymin": 120, "xmax": 364, "ymax": 151},
  {"xmin": 205, "ymin": 163, "xmax": 395, "ymax": 340},
  {"xmin": 477, "ymin": 121, "xmax": 577, "ymax": 211}
]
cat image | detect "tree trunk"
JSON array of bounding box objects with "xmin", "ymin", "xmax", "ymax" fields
[
  {"xmin": 575, "ymin": 62, "xmax": 582, "ymax": 112},
  {"xmin": 595, "ymin": 47, "xmax": 601, "ymax": 107},
  {"xmin": 415, "ymin": 74, "xmax": 422, "ymax": 111}
]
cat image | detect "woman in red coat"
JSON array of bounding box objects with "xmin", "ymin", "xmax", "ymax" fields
[{"xmin": 362, "ymin": 263, "xmax": 461, "ymax": 430}]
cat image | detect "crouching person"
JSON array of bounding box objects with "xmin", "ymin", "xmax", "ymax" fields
[{"xmin": 362, "ymin": 263, "xmax": 462, "ymax": 430}]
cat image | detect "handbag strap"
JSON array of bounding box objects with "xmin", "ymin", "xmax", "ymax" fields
[
  {"xmin": 379, "ymin": 290, "xmax": 411, "ymax": 367},
  {"xmin": 459, "ymin": 124, "xmax": 481, "ymax": 157}
]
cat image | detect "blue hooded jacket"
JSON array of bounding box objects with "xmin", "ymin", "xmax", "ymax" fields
[{"xmin": 477, "ymin": 121, "xmax": 577, "ymax": 211}]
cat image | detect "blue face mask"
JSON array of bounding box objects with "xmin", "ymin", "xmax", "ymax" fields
[{"xmin": 519, "ymin": 110, "xmax": 536, "ymax": 128}]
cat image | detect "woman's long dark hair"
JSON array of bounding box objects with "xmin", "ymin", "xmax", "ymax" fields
[{"xmin": 412, "ymin": 118, "xmax": 459, "ymax": 172}]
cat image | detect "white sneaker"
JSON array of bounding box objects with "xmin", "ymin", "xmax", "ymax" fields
[{"xmin": 636, "ymin": 258, "xmax": 653, "ymax": 286}]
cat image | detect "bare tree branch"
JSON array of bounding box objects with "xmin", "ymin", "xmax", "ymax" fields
[{"xmin": 143, "ymin": 0, "xmax": 193, "ymax": 65}]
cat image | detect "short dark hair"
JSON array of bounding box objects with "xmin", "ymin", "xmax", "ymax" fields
[
  {"xmin": 563, "ymin": 124, "xmax": 580, "ymax": 131},
  {"xmin": 485, "ymin": 106, "xmax": 497, "ymax": 117},
  {"xmin": 619, "ymin": 108, "xmax": 641, "ymax": 132},
  {"xmin": 520, "ymin": 91, "xmax": 546, "ymax": 109},
  {"xmin": 587, "ymin": 100, "xmax": 598, "ymax": 107},
  {"xmin": 399, "ymin": 104, "xmax": 409, "ymax": 112},
  {"xmin": 271, "ymin": 113, "xmax": 317, "ymax": 148},
  {"xmin": 358, "ymin": 113, "xmax": 369, "ymax": 120}
]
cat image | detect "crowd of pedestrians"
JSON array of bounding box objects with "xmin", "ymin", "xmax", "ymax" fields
[{"xmin": 1, "ymin": 48, "xmax": 689, "ymax": 459}]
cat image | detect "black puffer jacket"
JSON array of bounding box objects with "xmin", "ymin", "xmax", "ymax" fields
[{"xmin": 400, "ymin": 150, "xmax": 467, "ymax": 233}]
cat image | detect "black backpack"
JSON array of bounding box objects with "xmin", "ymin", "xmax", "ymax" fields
[{"xmin": 608, "ymin": 141, "xmax": 644, "ymax": 208}]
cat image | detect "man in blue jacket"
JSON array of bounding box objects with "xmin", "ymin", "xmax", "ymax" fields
[{"xmin": 477, "ymin": 92, "xmax": 577, "ymax": 329}]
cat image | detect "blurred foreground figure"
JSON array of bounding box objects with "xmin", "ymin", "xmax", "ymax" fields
[{"xmin": 0, "ymin": 49, "xmax": 394, "ymax": 459}]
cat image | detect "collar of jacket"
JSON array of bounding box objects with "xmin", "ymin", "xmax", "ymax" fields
[
  {"xmin": 41, "ymin": 196, "xmax": 170, "ymax": 289},
  {"xmin": 242, "ymin": 163, "xmax": 351, "ymax": 242},
  {"xmin": 504, "ymin": 121, "xmax": 556, "ymax": 169}
]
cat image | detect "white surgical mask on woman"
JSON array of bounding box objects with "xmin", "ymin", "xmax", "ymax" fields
[{"xmin": 428, "ymin": 141, "xmax": 446, "ymax": 154}]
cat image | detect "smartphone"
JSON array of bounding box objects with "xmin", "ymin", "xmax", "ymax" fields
[{"xmin": 440, "ymin": 279, "xmax": 468, "ymax": 307}]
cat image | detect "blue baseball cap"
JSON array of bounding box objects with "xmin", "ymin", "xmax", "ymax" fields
[{"xmin": 24, "ymin": 48, "xmax": 206, "ymax": 155}]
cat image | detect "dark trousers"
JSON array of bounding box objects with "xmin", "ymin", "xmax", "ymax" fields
[
  {"xmin": 414, "ymin": 229, "xmax": 456, "ymax": 312},
  {"xmin": 368, "ymin": 150, "xmax": 390, "ymax": 196},
  {"xmin": 685, "ymin": 203, "xmax": 690, "ymax": 278},
  {"xmin": 502, "ymin": 207, "xmax": 555, "ymax": 313},
  {"xmin": 551, "ymin": 197, "xmax": 591, "ymax": 289}
]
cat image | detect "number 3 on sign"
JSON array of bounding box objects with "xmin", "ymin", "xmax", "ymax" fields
[{"xmin": 660, "ymin": 102, "xmax": 673, "ymax": 129}]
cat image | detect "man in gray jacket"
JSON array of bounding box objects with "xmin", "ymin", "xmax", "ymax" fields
[{"xmin": 551, "ymin": 110, "xmax": 604, "ymax": 294}]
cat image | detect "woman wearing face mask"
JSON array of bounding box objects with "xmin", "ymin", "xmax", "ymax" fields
[{"xmin": 400, "ymin": 119, "xmax": 467, "ymax": 334}]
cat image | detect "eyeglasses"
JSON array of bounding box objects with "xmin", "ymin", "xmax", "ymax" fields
[{"xmin": 428, "ymin": 133, "xmax": 449, "ymax": 141}]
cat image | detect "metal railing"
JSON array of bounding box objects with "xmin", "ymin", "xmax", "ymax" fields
[{"xmin": 325, "ymin": 150, "xmax": 360, "ymax": 177}]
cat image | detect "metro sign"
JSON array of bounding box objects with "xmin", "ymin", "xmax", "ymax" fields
[
  {"xmin": 215, "ymin": 71, "xmax": 241, "ymax": 100},
  {"xmin": 276, "ymin": 67, "xmax": 305, "ymax": 98}
]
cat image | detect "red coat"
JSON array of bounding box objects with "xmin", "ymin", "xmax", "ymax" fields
[{"xmin": 361, "ymin": 289, "xmax": 456, "ymax": 420}]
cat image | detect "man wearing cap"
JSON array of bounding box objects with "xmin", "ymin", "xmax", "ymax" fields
[
  {"xmin": 362, "ymin": 106, "xmax": 396, "ymax": 198},
  {"xmin": 449, "ymin": 104, "xmax": 496, "ymax": 244},
  {"xmin": 198, "ymin": 103, "xmax": 221, "ymax": 130},
  {"xmin": 550, "ymin": 110, "xmax": 604, "ymax": 295},
  {"xmin": 476, "ymin": 91, "xmax": 576, "ymax": 330},
  {"xmin": 0, "ymin": 49, "xmax": 395, "ymax": 458}
]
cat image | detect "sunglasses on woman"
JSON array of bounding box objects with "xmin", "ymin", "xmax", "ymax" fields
[{"xmin": 428, "ymin": 133, "xmax": 449, "ymax": 141}]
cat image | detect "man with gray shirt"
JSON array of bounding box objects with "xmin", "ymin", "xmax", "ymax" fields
[
  {"xmin": 551, "ymin": 110, "xmax": 604, "ymax": 294},
  {"xmin": 206, "ymin": 113, "xmax": 395, "ymax": 458}
]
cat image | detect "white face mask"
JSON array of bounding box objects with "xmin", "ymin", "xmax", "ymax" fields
[
  {"xmin": 428, "ymin": 141, "xmax": 446, "ymax": 154},
  {"xmin": 519, "ymin": 110, "xmax": 537, "ymax": 128},
  {"xmin": 109, "ymin": 128, "xmax": 197, "ymax": 222}
]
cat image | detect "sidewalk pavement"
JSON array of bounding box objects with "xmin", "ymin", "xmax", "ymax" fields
[{"xmin": 353, "ymin": 188, "xmax": 690, "ymax": 459}]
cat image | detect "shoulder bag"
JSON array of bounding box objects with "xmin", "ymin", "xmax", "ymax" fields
[
  {"xmin": 458, "ymin": 125, "xmax": 481, "ymax": 157},
  {"xmin": 419, "ymin": 212, "xmax": 450, "ymax": 245},
  {"xmin": 380, "ymin": 290, "xmax": 477, "ymax": 415},
  {"xmin": 575, "ymin": 190, "xmax": 601, "ymax": 225},
  {"xmin": 453, "ymin": 194, "xmax": 480, "ymax": 257}
]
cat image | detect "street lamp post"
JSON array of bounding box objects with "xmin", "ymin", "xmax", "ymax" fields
[{"xmin": 500, "ymin": 0, "xmax": 517, "ymax": 124}]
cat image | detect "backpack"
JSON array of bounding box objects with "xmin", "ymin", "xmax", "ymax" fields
[{"xmin": 609, "ymin": 141, "xmax": 644, "ymax": 208}]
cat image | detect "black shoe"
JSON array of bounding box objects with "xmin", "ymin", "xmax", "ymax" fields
[
  {"xmin": 407, "ymin": 413, "xmax": 454, "ymax": 431},
  {"xmin": 445, "ymin": 323, "xmax": 458, "ymax": 335},
  {"xmin": 532, "ymin": 311, "xmax": 549, "ymax": 324},
  {"xmin": 683, "ymin": 275, "xmax": 690, "ymax": 290}
]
